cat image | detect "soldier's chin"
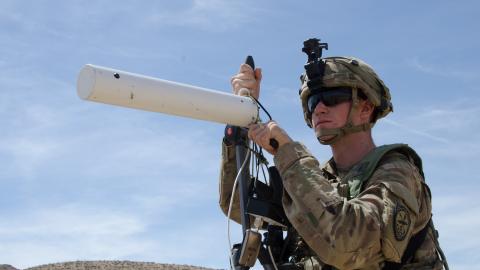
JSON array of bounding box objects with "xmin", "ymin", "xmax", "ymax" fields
[{"xmin": 318, "ymin": 135, "xmax": 336, "ymax": 144}]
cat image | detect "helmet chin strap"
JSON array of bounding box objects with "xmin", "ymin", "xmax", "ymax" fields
[{"xmin": 314, "ymin": 88, "xmax": 373, "ymax": 145}]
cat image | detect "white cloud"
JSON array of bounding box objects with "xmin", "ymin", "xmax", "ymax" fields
[
  {"xmin": 407, "ymin": 57, "xmax": 479, "ymax": 81},
  {"xmin": 146, "ymin": 0, "xmax": 262, "ymax": 32},
  {"xmin": 67, "ymin": 124, "xmax": 221, "ymax": 181},
  {"xmin": 410, "ymin": 100, "xmax": 479, "ymax": 133},
  {"xmin": 0, "ymin": 202, "xmax": 229, "ymax": 269},
  {"xmin": 139, "ymin": 220, "xmax": 230, "ymax": 267},
  {"xmin": 0, "ymin": 205, "xmax": 145, "ymax": 237},
  {"xmin": 0, "ymin": 204, "xmax": 151, "ymax": 268},
  {"xmin": 430, "ymin": 194, "xmax": 480, "ymax": 268},
  {"xmin": 375, "ymin": 99, "xmax": 480, "ymax": 159},
  {"xmin": 263, "ymin": 85, "xmax": 301, "ymax": 108},
  {"xmin": 0, "ymin": 137, "xmax": 60, "ymax": 177},
  {"xmin": 382, "ymin": 118, "xmax": 449, "ymax": 143}
]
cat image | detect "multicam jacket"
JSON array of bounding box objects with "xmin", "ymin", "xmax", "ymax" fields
[{"xmin": 219, "ymin": 141, "xmax": 445, "ymax": 270}]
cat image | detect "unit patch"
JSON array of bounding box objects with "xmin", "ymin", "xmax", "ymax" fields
[{"xmin": 393, "ymin": 204, "xmax": 411, "ymax": 241}]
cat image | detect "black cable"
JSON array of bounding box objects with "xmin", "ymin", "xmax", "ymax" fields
[
  {"xmin": 251, "ymin": 96, "xmax": 279, "ymax": 149},
  {"xmin": 251, "ymin": 96, "xmax": 273, "ymax": 121},
  {"xmin": 260, "ymin": 163, "xmax": 268, "ymax": 185}
]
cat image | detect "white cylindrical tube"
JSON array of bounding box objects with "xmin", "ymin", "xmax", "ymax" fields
[{"xmin": 77, "ymin": 64, "xmax": 259, "ymax": 127}]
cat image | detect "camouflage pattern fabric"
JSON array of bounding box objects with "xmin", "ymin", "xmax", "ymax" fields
[
  {"xmin": 219, "ymin": 140, "xmax": 243, "ymax": 224},
  {"xmin": 219, "ymin": 141, "xmax": 444, "ymax": 269}
]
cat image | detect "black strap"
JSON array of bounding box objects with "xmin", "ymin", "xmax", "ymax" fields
[{"xmin": 383, "ymin": 220, "xmax": 431, "ymax": 270}]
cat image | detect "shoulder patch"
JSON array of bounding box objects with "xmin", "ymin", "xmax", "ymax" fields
[{"xmin": 393, "ymin": 203, "xmax": 411, "ymax": 241}]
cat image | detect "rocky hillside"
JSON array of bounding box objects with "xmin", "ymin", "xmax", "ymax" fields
[{"xmin": 0, "ymin": 261, "xmax": 219, "ymax": 270}]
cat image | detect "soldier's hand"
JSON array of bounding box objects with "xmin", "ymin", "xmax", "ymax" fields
[
  {"xmin": 248, "ymin": 121, "xmax": 292, "ymax": 155},
  {"xmin": 231, "ymin": 64, "xmax": 262, "ymax": 99}
]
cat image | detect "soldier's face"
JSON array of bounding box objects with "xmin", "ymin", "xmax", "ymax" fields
[{"xmin": 311, "ymin": 100, "xmax": 351, "ymax": 132}]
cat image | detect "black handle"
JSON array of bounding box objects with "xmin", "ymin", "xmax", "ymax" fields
[
  {"xmin": 245, "ymin": 55, "xmax": 255, "ymax": 70},
  {"xmin": 244, "ymin": 56, "xmax": 279, "ymax": 151},
  {"xmin": 269, "ymin": 139, "xmax": 279, "ymax": 150}
]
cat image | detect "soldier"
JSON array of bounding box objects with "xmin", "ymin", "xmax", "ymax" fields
[{"xmin": 219, "ymin": 51, "xmax": 448, "ymax": 269}]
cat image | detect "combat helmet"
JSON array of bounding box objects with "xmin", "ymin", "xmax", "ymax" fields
[{"xmin": 299, "ymin": 38, "xmax": 393, "ymax": 144}]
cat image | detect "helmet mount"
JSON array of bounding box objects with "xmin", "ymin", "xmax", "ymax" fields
[{"xmin": 302, "ymin": 38, "xmax": 328, "ymax": 93}]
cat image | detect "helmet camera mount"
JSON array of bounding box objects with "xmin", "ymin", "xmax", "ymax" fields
[{"xmin": 302, "ymin": 38, "xmax": 328, "ymax": 92}]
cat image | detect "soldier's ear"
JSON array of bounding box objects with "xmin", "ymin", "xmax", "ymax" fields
[{"xmin": 359, "ymin": 100, "xmax": 375, "ymax": 122}]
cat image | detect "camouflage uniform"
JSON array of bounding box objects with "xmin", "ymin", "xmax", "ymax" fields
[
  {"xmin": 221, "ymin": 47, "xmax": 446, "ymax": 269},
  {"xmin": 219, "ymin": 141, "xmax": 445, "ymax": 270}
]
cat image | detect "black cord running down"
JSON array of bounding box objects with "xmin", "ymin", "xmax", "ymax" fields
[
  {"xmin": 251, "ymin": 96, "xmax": 273, "ymax": 122},
  {"xmin": 251, "ymin": 96, "xmax": 279, "ymax": 150}
]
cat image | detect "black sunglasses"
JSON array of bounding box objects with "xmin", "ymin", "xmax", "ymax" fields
[{"xmin": 307, "ymin": 87, "xmax": 352, "ymax": 113}]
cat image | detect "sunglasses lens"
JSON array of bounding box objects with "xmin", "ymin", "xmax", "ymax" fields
[
  {"xmin": 307, "ymin": 93, "xmax": 322, "ymax": 113},
  {"xmin": 322, "ymin": 89, "xmax": 352, "ymax": 106},
  {"xmin": 307, "ymin": 88, "xmax": 352, "ymax": 113}
]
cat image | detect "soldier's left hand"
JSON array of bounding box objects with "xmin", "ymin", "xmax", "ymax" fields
[{"xmin": 248, "ymin": 121, "xmax": 293, "ymax": 155}]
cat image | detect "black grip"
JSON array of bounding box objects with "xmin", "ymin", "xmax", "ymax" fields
[
  {"xmin": 245, "ymin": 55, "xmax": 255, "ymax": 70},
  {"xmin": 269, "ymin": 139, "xmax": 279, "ymax": 150}
]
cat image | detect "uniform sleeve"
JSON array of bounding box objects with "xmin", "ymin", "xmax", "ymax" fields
[
  {"xmin": 274, "ymin": 142, "xmax": 429, "ymax": 269},
  {"xmin": 218, "ymin": 140, "xmax": 242, "ymax": 224}
]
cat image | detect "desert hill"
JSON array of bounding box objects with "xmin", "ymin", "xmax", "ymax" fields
[{"xmin": 0, "ymin": 261, "xmax": 218, "ymax": 270}]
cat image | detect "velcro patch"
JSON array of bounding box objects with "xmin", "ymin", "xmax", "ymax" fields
[{"xmin": 393, "ymin": 203, "xmax": 411, "ymax": 241}]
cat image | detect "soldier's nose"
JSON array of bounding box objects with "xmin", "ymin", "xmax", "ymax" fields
[{"xmin": 313, "ymin": 101, "xmax": 329, "ymax": 114}]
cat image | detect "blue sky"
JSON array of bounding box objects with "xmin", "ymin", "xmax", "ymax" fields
[{"xmin": 0, "ymin": 0, "xmax": 479, "ymax": 269}]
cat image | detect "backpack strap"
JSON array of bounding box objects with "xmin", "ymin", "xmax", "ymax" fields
[{"xmin": 347, "ymin": 144, "xmax": 423, "ymax": 199}]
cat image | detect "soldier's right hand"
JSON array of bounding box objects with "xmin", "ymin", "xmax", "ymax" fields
[{"xmin": 230, "ymin": 63, "xmax": 262, "ymax": 100}]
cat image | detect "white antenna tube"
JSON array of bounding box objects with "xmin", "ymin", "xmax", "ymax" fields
[{"xmin": 77, "ymin": 64, "xmax": 259, "ymax": 127}]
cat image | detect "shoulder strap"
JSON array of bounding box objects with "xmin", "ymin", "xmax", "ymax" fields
[{"xmin": 347, "ymin": 144, "xmax": 424, "ymax": 199}]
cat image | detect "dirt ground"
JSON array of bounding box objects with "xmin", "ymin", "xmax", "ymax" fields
[{"xmin": 0, "ymin": 261, "xmax": 218, "ymax": 270}]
